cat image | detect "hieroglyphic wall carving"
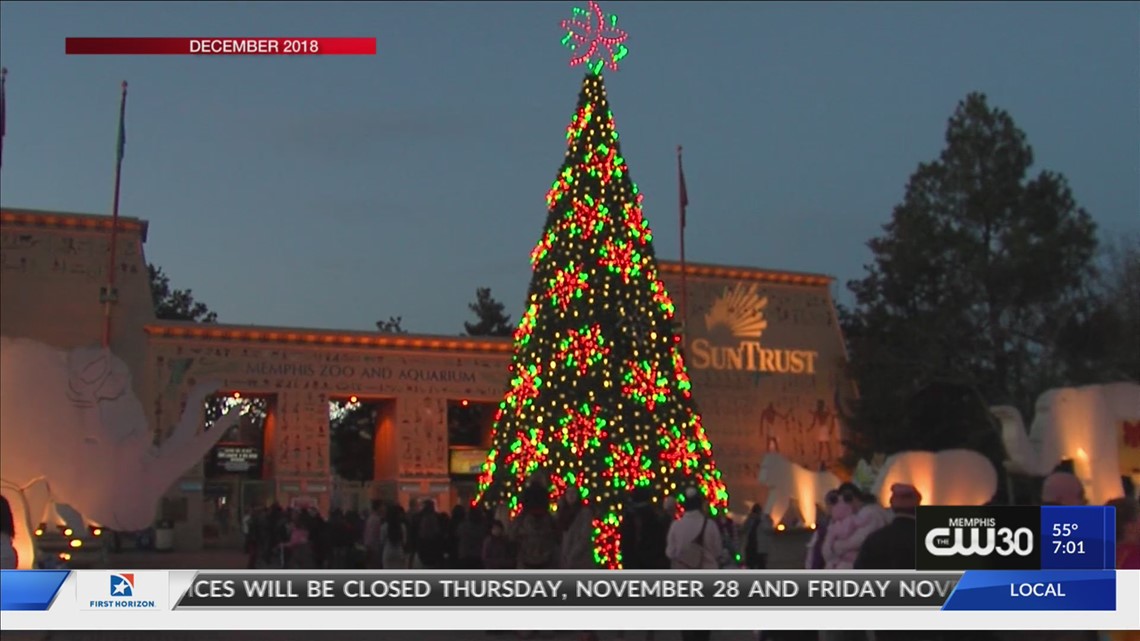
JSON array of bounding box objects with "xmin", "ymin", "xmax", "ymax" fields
[
  {"xmin": 148, "ymin": 341, "xmax": 511, "ymax": 482},
  {"xmin": 1, "ymin": 220, "xmax": 154, "ymax": 405},
  {"xmin": 397, "ymin": 396, "xmax": 449, "ymax": 477},
  {"xmin": 0, "ymin": 227, "xmax": 146, "ymax": 285}
]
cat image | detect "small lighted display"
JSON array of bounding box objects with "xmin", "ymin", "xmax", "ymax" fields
[{"xmin": 561, "ymin": 0, "xmax": 630, "ymax": 75}]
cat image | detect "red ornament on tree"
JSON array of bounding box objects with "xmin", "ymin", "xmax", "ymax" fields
[
  {"xmin": 504, "ymin": 428, "xmax": 550, "ymax": 481},
  {"xmin": 582, "ymin": 144, "xmax": 621, "ymax": 183},
  {"xmin": 621, "ymin": 359, "xmax": 670, "ymax": 411},
  {"xmin": 622, "ymin": 196, "xmax": 650, "ymax": 244},
  {"xmin": 567, "ymin": 198, "xmax": 608, "ymax": 239},
  {"xmin": 547, "ymin": 263, "xmax": 590, "ymax": 311},
  {"xmin": 566, "ymin": 103, "xmax": 595, "ymax": 141},
  {"xmin": 603, "ymin": 442, "xmax": 655, "ymax": 490},
  {"xmin": 546, "ymin": 167, "xmax": 574, "ymax": 208},
  {"xmin": 559, "ymin": 404, "xmax": 607, "ymax": 454},
  {"xmin": 598, "ymin": 238, "xmax": 641, "ymax": 283},
  {"xmin": 557, "ymin": 324, "xmax": 610, "ymax": 375}
]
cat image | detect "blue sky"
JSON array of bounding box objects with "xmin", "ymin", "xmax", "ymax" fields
[{"xmin": 1, "ymin": 2, "xmax": 1137, "ymax": 335}]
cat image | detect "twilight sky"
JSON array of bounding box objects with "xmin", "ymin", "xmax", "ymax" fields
[{"xmin": 1, "ymin": 2, "xmax": 1137, "ymax": 335}]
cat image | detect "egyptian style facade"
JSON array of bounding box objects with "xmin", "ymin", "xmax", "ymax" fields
[{"xmin": 1, "ymin": 207, "xmax": 853, "ymax": 550}]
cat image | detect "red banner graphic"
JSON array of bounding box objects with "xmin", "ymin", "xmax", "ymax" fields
[{"xmin": 65, "ymin": 38, "xmax": 376, "ymax": 56}]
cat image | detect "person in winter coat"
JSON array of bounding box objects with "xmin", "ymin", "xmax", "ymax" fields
[
  {"xmin": 740, "ymin": 504, "xmax": 774, "ymax": 570},
  {"xmin": 410, "ymin": 500, "xmax": 447, "ymax": 569},
  {"xmin": 455, "ymin": 507, "xmax": 486, "ymax": 569},
  {"xmin": 362, "ymin": 500, "xmax": 385, "ymax": 569},
  {"xmin": 285, "ymin": 511, "xmax": 313, "ymax": 569},
  {"xmin": 805, "ymin": 490, "xmax": 838, "ymax": 570},
  {"xmin": 821, "ymin": 498, "xmax": 859, "ymax": 569},
  {"xmin": 666, "ymin": 487, "xmax": 722, "ymax": 571},
  {"xmin": 1104, "ymin": 498, "xmax": 1140, "ymax": 641},
  {"xmin": 621, "ymin": 487, "xmax": 669, "ymax": 570},
  {"xmin": 825, "ymin": 484, "xmax": 890, "ymax": 568},
  {"xmin": 1108, "ymin": 497, "xmax": 1140, "ymax": 570},
  {"xmin": 854, "ymin": 484, "xmax": 920, "ymax": 570},
  {"xmin": 559, "ymin": 491, "xmax": 596, "ymax": 571},
  {"xmin": 666, "ymin": 488, "xmax": 721, "ymax": 641},
  {"xmin": 482, "ymin": 520, "xmax": 515, "ymax": 570},
  {"xmin": 512, "ymin": 479, "xmax": 560, "ymax": 571},
  {"xmin": 853, "ymin": 484, "xmax": 931, "ymax": 641},
  {"xmin": 379, "ymin": 505, "xmax": 408, "ymax": 570},
  {"xmin": 559, "ymin": 489, "xmax": 599, "ymax": 641},
  {"xmin": 716, "ymin": 513, "xmax": 740, "ymax": 568},
  {"xmin": 0, "ymin": 496, "xmax": 18, "ymax": 570},
  {"xmin": 619, "ymin": 488, "xmax": 668, "ymax": 641}
]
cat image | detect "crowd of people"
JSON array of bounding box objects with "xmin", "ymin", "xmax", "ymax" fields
[
  {"xmin": 2, "ymin": 466, "xmax": 1138, "ymax": 641},
  {"xmin": 239, "ymin": 497, "xmax": 506, "ymax": 571},
  {"xmin": 136, "ymin": 467, "xmax": 1140, "ymax": 641}
]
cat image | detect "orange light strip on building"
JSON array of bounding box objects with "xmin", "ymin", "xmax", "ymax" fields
[
  {"xmin": 657, "ymin": 260, "xmax": 833, "ymax": 287},
  {"xmin": 1, "ymin": 209, "xmax": 149, "ymax": 241},
  {"xmin": 143, "ymin": 323, "xmax": 513, "ymax": 354}
]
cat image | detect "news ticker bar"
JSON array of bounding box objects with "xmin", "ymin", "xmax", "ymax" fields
[
  {"xmin": 915, "ymin": 505, "xmax": 1117, "ymax": 571},
  {"xmin": 65, "ymin": 38, "xmax": 376, "ymax": 55},
  {"xmin": 0, "ymin": 570, "xmax": 1119, "ymax": 613},
  {"xmin": 5, "ymin": 571, "xmax": 1138, "ymax": 632}
]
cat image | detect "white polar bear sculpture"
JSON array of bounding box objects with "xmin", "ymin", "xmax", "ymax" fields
[
  {"xmin": 992, "ymin": 382, "xmax": 1140, "ymax": 506},
  {"xmin": 871, "ymin": 449, "xmax": 998, "ymax": 507},
  {"xmin": 758, "ymin": 453, "xmax": 841, "ymax": 527},
  {"xmin": 0, "ymin": 337, "xmax": 239, "ymax": 569}
]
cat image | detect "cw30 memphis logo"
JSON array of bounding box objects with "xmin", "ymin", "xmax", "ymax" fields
[
  {"xmin": 915, "ymin": 506, "xmax": 1041, "ymax": 571},
  {"xmin": 688, "ymin": 283, "xmax": 819, "ymax": 375}
]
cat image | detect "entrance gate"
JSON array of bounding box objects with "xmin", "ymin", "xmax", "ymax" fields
[{"xmin": 202, "ymin": 479, "xmax": 271, "ymax": 549}]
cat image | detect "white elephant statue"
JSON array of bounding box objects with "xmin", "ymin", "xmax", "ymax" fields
[
  {"xmin": 758, "ymin": 452, "xmax": 841, "ymax": 527},
  {"xmin": 991, "ymin": 382, "xmax": 1139, "ymax": 505},
  {"xmin": 871, "ymin": 449, "xmax": 998, "ymax": 507},
  {"xmin": 0, "ymin": 337, "xmax": 239, "ymax": 568}
]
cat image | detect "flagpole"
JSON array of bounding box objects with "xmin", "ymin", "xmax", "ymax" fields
[
  {"xmin": 677, "ymin": 145, "xmax": 689, "ymax": 342},
  {"xmin": 1, "ymin": 67, "xmax": 8, "ymax": 171},
  {"xmin": 101, "ymin": 81, "xmax": 128, "ymax": 349}
]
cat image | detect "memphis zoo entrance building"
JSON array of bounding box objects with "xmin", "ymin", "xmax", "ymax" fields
[{"xmin": 1, "ymin": 208, "xmax": 853, "ymax": 551}]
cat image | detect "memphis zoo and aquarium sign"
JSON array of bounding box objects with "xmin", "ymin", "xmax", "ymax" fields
[{"xmin": 689, "ymin": 339, "xmax": 818, "ymax": 375}]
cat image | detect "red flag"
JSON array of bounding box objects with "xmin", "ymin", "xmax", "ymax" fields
[{"xmin": 678, "ymin": 147, "xmax": 689, "ymax": 228}]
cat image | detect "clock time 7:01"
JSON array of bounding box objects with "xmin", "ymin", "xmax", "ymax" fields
[{"xmin": 1053, "ymin": 540, "xmax": 1086, "ymax": 554}]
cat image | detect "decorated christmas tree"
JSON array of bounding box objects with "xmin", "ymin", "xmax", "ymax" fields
[{"xmin": 474, "ymin": 0, "xmax": 728, "ymax": 569}]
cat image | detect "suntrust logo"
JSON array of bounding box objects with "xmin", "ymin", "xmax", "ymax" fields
[
  {"xmin": 916, "ymin": 506, "xmax": 1041, "ymax": 571},
  {"xmin": 688, "ymin": 283, "xmax": 819, "ymax": 375}
]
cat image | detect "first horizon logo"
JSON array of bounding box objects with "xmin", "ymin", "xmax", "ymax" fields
[
  {"xmin": 110, "ymin": 573, "xmax": 134, "ymax": 597},
  {"xmin": 84, "ymin": 572, "xmax": 159, "ymax": 609}
]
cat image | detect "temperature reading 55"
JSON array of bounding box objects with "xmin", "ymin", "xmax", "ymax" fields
[
  {"xmin": 1052, "ymin": 522, "xmax": 1080, "ymax": 538},
  {"xmin": 1053, "ymin": 540, "xmax": 1086, "ymax": 555}
]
